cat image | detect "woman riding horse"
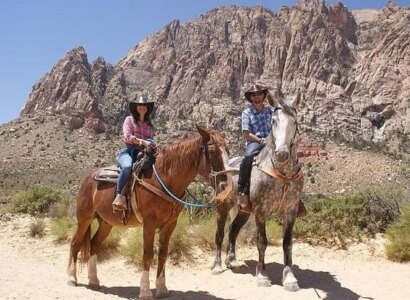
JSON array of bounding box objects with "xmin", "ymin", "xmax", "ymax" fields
[{"xmin": 67, "ymin": 124, "xmax": 229, "ymax": 300}]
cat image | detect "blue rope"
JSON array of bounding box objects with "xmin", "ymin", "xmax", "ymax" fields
[{"xmin": 152, "ymin": 165, "xmax": 214, "ymax": 208}]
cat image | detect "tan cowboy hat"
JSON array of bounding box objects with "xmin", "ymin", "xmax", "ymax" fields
[{"xmin": 244, "ymin": 84, "xmax": 268, "ymax": 102}]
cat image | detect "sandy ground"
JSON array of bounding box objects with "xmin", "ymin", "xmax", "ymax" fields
[{"xmin": 1, "ymin": 214, "xmax": 410, "ymax": 300}]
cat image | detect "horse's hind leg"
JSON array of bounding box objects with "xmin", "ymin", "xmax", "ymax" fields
[
  {"xmin": 211, "ymin": 203, "xmax": 229, "ymax": 275},
  {"xmin": 87, "ymin": 219, "xmax": 113, "ymax": 288},
  {"xmin": 282, "ymin": 214, "xmax": 299, "ymax": 291},
  {"xmin": 67, "ymin": 214, "xmax": 93, "ymax": 286},
  {"xmin": 225, "ymin": 210, "xmax": 250, "ymax": 269},
  {"xmin": 155, "ymin": 220, "xmax": 177, "ymax": 298}
]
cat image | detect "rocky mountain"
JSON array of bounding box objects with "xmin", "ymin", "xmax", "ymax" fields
[
  {"xmin": 1, "ymin": 0, "xmax": 409, "ymax": 200},
  {"xmin": 19, "ymin": 0, "xmax": 410, "ymax": 154}
]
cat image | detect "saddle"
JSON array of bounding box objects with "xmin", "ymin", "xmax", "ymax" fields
[{"xmin": 94, "ymin": 145, "xmax": 157, "ymax": 183}]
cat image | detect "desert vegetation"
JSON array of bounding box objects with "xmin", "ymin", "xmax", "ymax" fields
[{"xmin": 5, "ymin": 183, "xmax": 410, "ymax": 265}]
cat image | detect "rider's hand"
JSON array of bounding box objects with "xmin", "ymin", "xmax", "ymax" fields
[{"xmin": 259, "ymin": 138, "xmax": 266, "ymax": 145}]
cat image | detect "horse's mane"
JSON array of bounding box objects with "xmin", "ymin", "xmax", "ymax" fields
[{"xmin": 156, "ymin": 133, "xmax": 203, "ymax": 174}]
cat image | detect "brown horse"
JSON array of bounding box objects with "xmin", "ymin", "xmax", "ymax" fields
[{"xmin": 67, "ymin": 126, "xmax": 229, "ymax": 300}]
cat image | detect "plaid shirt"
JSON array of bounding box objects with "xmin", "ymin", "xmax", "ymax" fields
[
  {"xmin": 241, "ymin": 105, "xmax": 273, "ymax": 143},
  {"xmin": 122, "ymin": 116, "xmax": 154, "ymax": 145}
]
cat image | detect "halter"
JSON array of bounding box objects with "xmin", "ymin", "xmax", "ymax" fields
[{"xmin": 197, "ymin": 139, "xmax": 216, "ymax": 176}]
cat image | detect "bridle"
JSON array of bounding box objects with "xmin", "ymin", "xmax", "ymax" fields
[{"xmin": 197, "ymin": 138, "xmax": 218, "ymax": 177}]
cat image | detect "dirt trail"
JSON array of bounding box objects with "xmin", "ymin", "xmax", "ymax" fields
[{"xmin": 1, "ymin": 215, "xmax": 409, "ymax": 300}]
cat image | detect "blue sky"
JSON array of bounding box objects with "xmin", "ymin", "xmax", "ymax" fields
[{"xmin": 1, "ymin": 0, "xmax": 408, "ymax": 125}]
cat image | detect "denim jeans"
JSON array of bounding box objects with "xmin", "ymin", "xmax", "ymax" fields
[{"xmin": 116, "ymin": 138, "xmax": 155, "ymax": 195}]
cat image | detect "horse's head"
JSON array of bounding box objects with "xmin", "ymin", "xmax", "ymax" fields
[
  {"xmin": 195, "ymin": 125, "xmax": 229, "ymax": 182},
  {"xmin": 268, "ymin": 91, "xmax": 301, "ymax": 164}
]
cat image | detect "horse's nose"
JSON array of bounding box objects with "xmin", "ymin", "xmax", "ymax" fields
[{"xmin": 275, "ymin": 150, "xmax": 289, "ymax": 163}]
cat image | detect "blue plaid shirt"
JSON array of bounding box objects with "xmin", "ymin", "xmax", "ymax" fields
[{"xmin": 241, "ymin": 105, "xmax": 273, "ymax": 144}]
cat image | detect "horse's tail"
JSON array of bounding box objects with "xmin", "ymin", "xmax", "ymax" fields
[{"xmin": 79, "ymin": 224, "xmax": 91, "ymax": 265}]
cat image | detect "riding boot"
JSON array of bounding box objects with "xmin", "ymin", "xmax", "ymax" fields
[
  {"xmin": 297, "ymin": 200, "xmax": 307, "ymax": 218},
  {"xmin": 112, "ymin": 194, "xmax": 127, "ymax": 212},
  {"xmin": 237, "ymin": 156, "xmax": 254, "ymax": 213}
]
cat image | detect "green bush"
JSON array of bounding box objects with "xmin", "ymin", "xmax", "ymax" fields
[
  {"xmin": 168, "ymin": 214, "xmax": 193, "ymax": 263},
  {"xmin": 50, "ymin": 217, "xmax": 75, "ymax": 243},
  {"xmin": 120, "ymin": 215, "xmax": 193, "ymax": 267},
  {"xmin": 385, "ymin": 205, "xmax": 410, "ymax": 262},
  {"xmin": 12, "ymin": 185, "xmax": 70, "ymax": 216},
  {"xmin": 294, "ymin": 189, "xmax": 403, "ymax": 248},
  {"xmin": 119, "ymin": 227, "xmax": 145, "ymax": 266},
  {"xmin": 184, "ymin": 181, "xmax": 215, "ymax": 220}
]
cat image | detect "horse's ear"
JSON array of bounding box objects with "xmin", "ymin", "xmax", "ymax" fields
[
  {"xmin": 196, "ymin": 124, "xmax": 210, "ymax": 141},
  {"xmin": 266, "ymin": 92, "xmax": 277, "ymax": 107},
  {"xmin": 291, "ymin": 89, "xmax": 301, "ymax": 108}
]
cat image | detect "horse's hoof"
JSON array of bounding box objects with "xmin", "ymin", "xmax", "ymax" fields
[
  {"xmin": 283, "ymin": 266, "xmax": 300, "ymax": 292},
  {"xmin": 284, "ymin": 282, "xmax": 300, "ymax": 292},
  {"xmin": 257, "ymin": 277, "xmax": 272, "ymax": 287},
  {"xmin": 89, "ymin": 282, "xmax": 100, "ymax": 290},
  {"xmin": 257, "ymin": 273, "xmax": 272, "ymax": 287},
  {"xmin": 211, "ymin": 265, "xmax": 224, "ymax": 275},
  {"xmin": 67, "ymin": 276, "xmax": 77, "ymax": 286},
  {"xmin": 139, "ymin": 290, "xmax": 154, "ymax": 300},
  {"xmin": 156, "ymin": 288, "xmax": 169, "ymax": 298},
  {"xmin": 226, "ymin": 260, "xmax": 241, "ymax": 269}
]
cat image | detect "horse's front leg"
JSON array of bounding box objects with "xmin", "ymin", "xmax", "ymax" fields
[
  {"xmin": 211, "ymin": 204, "xmax": 229, "ymax": 275},
  {"xmin": 255, "ymin": 215, "xmax": 271, "ymax": 287},
  {"xmin": 282, "ymin": 213, "xmax": 299, "ymax": 291},
  {"xmin": 225, "ymin": 210, "xmax": 250, "ymax": 269},
  {"xmin": 140, "ymin": 222, "xmax": 156, "ymax": 300},
  {"xmin": 155, "ymin": 220, "xmax": 177, "ymax": 298}
]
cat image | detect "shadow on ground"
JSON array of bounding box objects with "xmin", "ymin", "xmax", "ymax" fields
[
  {"xmin": 85, "ymin": 285, "xmax": 235, "ymax": 300},
  {"xmin": 231, "ymin": 260, "xmax": 374, "ymax": 300}
]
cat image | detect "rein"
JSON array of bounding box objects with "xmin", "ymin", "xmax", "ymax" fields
[
  {"xmin": 134, "ymin": 139, "xmax": 227, "ymax": 208},
  {"xmin": 152, "ymin": 165, "xmax": 214, "ymax": 208}
]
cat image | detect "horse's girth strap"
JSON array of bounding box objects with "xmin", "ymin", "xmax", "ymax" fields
[{"xmin": 257, "ymin": 166, "xmax": 303, "ymax": 212}]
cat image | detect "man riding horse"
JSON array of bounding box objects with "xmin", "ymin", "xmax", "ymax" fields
[{"xmin": 237, "ymin": 84, "xmax": 307, "ymax": 217}]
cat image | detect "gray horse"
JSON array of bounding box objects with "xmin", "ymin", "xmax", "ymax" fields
[{"xmin": 211, "ymin": 91, "xmax": 303, "ymax": 291}]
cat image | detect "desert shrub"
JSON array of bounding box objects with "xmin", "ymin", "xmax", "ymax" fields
[
  {"xmin": 190, "ymin": 215, "xmax": 217, "ymax": 251},
  {"xmin": 184, "ymin": 181, "xmax": 215, "ymax": 220},
  {"xmin": 50, "ymin": 217, "xmax": 75, "ymax": 243},
  {"xmin": 12, "ymin": 185, "xmax": 70, "ymax": 216},
  {"xmin": 385, "ymin": 205, "xmax": 410, "ymax": 262},
  {"xmin": 119, "ymin": 227, "xmax": 145, "ymax": 266},
  {"xmin": 89, "ymin": 219, "xmax": 123, "ymax": 260},
  {"xmin": 236, "ymin": 216, "xmax": 282, "ymax": 246},
  {"xmin": 120, "ymin": 215, "xmax": 193, "ymax": 266},
  {"xmin": 29, "ymin": 218, "xmax": 46, "ymax": 238},
  {"xmin": 168, "ymin": 214, "xmax": 193, "ymax": 263},
  {"xmin": 294, "ymin": 189, "xmax": 404, "ymax": 248}
]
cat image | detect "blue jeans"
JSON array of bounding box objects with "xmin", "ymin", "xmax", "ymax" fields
[{"xmin": 116, "ymin": 139, "xmax": 155, "ymax": 195}]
